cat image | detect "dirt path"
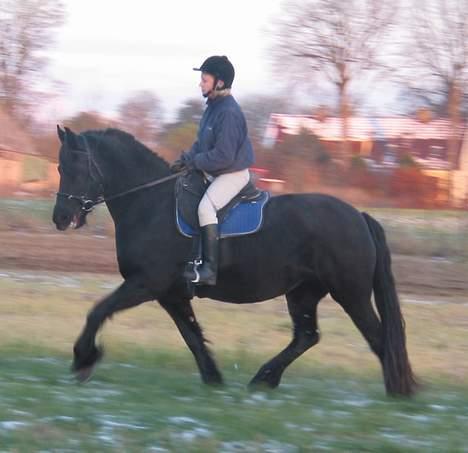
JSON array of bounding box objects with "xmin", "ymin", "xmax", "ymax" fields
[{"xmin": 1, "ymin": 231, "xmax": 466, "ymax": 299}]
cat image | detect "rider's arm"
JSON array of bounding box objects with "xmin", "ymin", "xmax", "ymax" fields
[{"xmin": 183, "ymin": 140, "xmax": 200, "ymax": 161}]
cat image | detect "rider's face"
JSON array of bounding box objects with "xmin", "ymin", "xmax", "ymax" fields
[
  {"xmin": 199, "ymin": 73, "xmax": 215, "ymax": 97},
  {"xmin": 199, "ymin": 73, "xmax": 224, "ymax": 98}
]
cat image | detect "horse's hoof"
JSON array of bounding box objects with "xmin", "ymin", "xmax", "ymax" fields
[
  {"xmin": 204, "ymin": 377, "xmax": 224, "ymax": 387},
  {"xmin": 74, "ymin": 364, "xmax": 97, "ymax": 384},
  {"xmin": 248, "ymin": 372, "xmax": 281, "ymax": 391},
  {"xmin": 71, "ymin": 345, "xmax": 104, "ymax": 383}
]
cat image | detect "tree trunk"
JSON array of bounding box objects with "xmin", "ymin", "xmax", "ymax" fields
[
  {"xmin": 447, "ymin": 82, "xmax": 461, "ymax": 207},
  {"xmin": 338, "ymin": 80, "xmax": 351, "ymax": 165}
]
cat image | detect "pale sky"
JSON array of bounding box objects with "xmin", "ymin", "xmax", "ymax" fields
[{"xmin": 45, "ymin": 0, "xmax": 285, "ymax": 121}]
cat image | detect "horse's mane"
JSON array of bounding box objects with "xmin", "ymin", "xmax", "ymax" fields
[{"xmin": 84, "ymin": 128, "xmax": 170, "ymax": 171}]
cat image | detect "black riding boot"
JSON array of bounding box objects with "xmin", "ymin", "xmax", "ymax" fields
[{"xmin": 184, "ymin": 224, "xmax": 219, "ymax": 286}]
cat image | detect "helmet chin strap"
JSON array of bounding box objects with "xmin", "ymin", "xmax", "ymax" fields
[{"xmin": 203, "ymin": 76, "xmax": 223, "ymax": 98}]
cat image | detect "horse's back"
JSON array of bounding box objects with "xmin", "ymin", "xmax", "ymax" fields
[
  {"xmin": 268, "ymin": 192, "xmax": 376, "ymax": 295},
  {"xmin": 264, "ymin": 192, "xmax": 370, "ymax": 238},
  {"xmin": 268, "ymin": 191, "xmax": 375, "ymax": 251}
]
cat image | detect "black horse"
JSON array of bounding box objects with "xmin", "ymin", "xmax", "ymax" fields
[{"xmin": 52, "ymin": 126, "xmax": 417, "ymax": 396}]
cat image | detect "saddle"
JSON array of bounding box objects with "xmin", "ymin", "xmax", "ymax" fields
[{"xmin": 175, "ymin": 170, "xmax": 270, "ymax": 239}]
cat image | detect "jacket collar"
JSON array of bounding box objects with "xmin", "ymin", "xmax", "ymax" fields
[{"xmin": 206, "ymin": 90, "xmax": 232, "ymax": 106}]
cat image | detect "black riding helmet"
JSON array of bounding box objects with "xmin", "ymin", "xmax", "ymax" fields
[{"xmin": 193, "ymin": 55, "xmax": 235, "ymax": 89}]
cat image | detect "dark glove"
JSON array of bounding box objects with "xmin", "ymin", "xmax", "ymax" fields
[
  {"xmin": 170, "ymin": 159, "xmax": 187, "ymax": 173},
  {"xmin": 170, "ymin": 151, "xmax": 195, "ymax": 173}
]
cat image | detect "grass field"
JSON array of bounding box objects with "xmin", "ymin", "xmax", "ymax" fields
[{"xmin": 1, "ymin": 270, "xmax": 467, "ymax": 451}]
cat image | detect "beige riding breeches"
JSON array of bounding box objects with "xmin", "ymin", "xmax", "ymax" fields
[{"xmin": 198, "ymin": 169, "xmax": 251, "ymax": 226}]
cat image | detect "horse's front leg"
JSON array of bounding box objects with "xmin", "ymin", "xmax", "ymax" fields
[
  {"xmin": 73, "ymin": 278, "xmax": 153, "ymax": 381},
  {"xmin": 159, "ymin": 295, "xmax": 223, "ymax": 385}
]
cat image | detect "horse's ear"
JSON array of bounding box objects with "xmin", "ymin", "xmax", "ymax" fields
[
  {"xmin": 64, "ymin": 126, "xmax": 78, "ymax": 149},
  {"xmin": 57, "ymin": 125, "xmax": 66, "ymax": 143}
]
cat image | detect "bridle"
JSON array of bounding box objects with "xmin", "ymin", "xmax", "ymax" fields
[{"xmin": 56, "ymin": 132, "xmax": 185, "ymax": 214}]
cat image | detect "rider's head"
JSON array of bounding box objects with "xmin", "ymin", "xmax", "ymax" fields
[{"xmin": 193, "ymin": 55, "xmax": 235, "ymax": 99}]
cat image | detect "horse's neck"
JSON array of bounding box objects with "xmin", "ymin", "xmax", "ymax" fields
[
  {"xmin": 94, "ymin": 136, "xmax": 173, "ymax": 221},
  {"xmin": 96, "ymin": 137, "xmax": 170, "ymax": 194}
]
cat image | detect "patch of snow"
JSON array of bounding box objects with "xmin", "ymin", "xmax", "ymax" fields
[
  {"xmin": 41, "ymin": 415, "xmax": 76, "ymax": 423},
  {"xmin": 170, "ymin": 427, "xmax": 213, "ymax": 442},
  {"xmin": 9, "ymin": 410, "xmax": 32, "ymax": 417},
  {"xmin": 167, "ymin": 416, "xmax": 206, "ymax": 426},
  {"xmin": 284, "ymin": 422, "xmax": 315, "ymax": 432},
  {"xmin": 102, "ymin": 420, "xmax": 146, "ymax": 430},
  {"xmin": 430, "ymin": 404, "xmax": 450, "ymax": 412},
  {"xmin": 0, "ymin": 421, "xmax": 29, "ymax": 430},
  {"xmin": 380, "ymin": 430, "xmax": 435, "ymax": 448},
  {"xmin": 96, "ymin": 433, "xmax": 117, "ymax": 445},
  {"xmin": 262, "ymin": 440, "xmax": 299, "ymax": 453},
  {"xmin": 331, "ymin": 396, "xmax": 374, "ymax": 408},
  {"xmin": 331, "ymin": 410, "xmax": 352, "ymax": 418},
  {"xmin": 397, "ymin": 413, "xmax": 433, "ymax": 423}
]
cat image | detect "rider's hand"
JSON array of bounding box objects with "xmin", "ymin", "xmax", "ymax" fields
[
  {"xmin": 170, "ymin": 151, "xmax": 194, "ymax": 173},
  {"xmin": 170, "ymin": 159, "xmax": 187, "ymax": 173}
]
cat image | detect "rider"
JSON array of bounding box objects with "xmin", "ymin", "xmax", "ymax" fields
[{"xmin": 171, "ymin": 55, "xmax": 255, "ymax": 286}]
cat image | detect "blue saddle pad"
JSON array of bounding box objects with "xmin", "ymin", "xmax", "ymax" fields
[{"xmin": 176, "ymin": 191, "xmax": 270, "ymax": 239}]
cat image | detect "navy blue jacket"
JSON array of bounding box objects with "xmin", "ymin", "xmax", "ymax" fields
[{"xmin": 185, "ymin": 95, "xmax": 255, "ymax": 176}]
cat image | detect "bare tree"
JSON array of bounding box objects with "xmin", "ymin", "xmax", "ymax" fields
[
  {"xmin": 270, "ymin": 0, "xmax": 396, "ymax": 162},
  {"xmin": 401, "ymin": 0, "xmax": 468, "ymax": 168},
  {"xmin": 117, "ymin": 90, "xmax": 164, "ymax": 146},
  {"xmin": 0, "ymin": 0, "xmax": 65, "ymax": 117},
  {"xmin": 64, "ymin": 111, "xmax": 115, "ymax": 133},
  {"xmin": 398, "ymin": 85, "xmax": 468, "ymax": 120}
]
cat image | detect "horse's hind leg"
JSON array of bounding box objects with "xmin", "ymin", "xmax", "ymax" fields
[
  {"xmin": 335, "ymin": 291, "xmax": 384, "ymax": 369},
  {"xmin": 249, "ymin": 282, "xmax": 326, "ymax": 389},
  {"xmin": 159, "ymin": 295, "xmax": 223, "ymax": 385}
]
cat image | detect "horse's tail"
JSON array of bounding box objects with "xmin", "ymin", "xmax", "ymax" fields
[{"xmin": 362, "ymin": 212, "xmax": 417, "ymax": 397}]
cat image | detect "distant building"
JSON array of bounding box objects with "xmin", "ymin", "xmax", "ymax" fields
[
  {"xmin": 453, "ymin": 131, "xmax": 468, "ymax": 208},
  {"xmin": 263, "ymin": 114, "xmax": 467, "ymax": 206},
  {"xmin": 0, "ymin": 108, "xmax": 58, "ymax": 196}
]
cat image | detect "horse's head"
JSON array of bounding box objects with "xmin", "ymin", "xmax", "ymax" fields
[{"xmin": 52, "ymin": 126, "xmax": 103, "ymax": 231}]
